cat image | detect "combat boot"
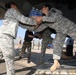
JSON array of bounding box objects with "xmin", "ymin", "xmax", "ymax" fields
[{"xmin": 50, "ymin": 60, "xmax": 60, "ymax": 71}]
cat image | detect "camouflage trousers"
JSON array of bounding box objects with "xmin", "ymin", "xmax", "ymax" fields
[
  {"xmin": 53, "ymin": 33, "xmax": 66, "ymax": 60},
  {"xmin": 20, "ymin": 41, "xmax": 31, "ymax": 58},
  {"xmin": 0, "ymin": 34, "xmax": 15, "ymax": 75},
  {"xmin": 40, "ymin": 36, "xmax": 53, "ymax": 62}
]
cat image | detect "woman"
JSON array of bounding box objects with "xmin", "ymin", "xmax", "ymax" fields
[
  {"xmin": 35, "ymin": 4, "xmax": 76, "ymax": 71},
  {"xmin": 0, "ymin": 2, "xmax": 39, "ymax": 75}
]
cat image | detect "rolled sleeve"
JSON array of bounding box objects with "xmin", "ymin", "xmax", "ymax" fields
[{"xmin": 42, "ymin": 16, "xmax": 56, "ymax": 22}]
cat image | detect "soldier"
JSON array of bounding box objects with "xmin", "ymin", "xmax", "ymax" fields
[
  {"xmin": 39, "ymin": 28, "xmax": 53, "ymax": 65},
  {"xmin": 0, "ymin": 2, "xmax": 40, "ymax": 75},
  {"xmin": 36, "ymin": 4, "xmax": 76, "ymax": 71},
  {"xmin": 37, "ymin": 13, "xmax": 55, "ymax": 65},
  {"xmin": 19, "ymin": 30, "xmax": 35, "ymax": 63}
]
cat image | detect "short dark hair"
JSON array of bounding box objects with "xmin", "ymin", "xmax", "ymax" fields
[
  {"xmin": 42, "ymin": 4, "xmax": 52, "ymax": 10},
  {"xmin": 5, "ymin": 2, "xmax": 17, "ymax": 9}
]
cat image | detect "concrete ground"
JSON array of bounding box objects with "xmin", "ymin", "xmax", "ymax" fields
[{"xmin": 0, "ymin": 46, "xmax": 76, "ymax": 75}]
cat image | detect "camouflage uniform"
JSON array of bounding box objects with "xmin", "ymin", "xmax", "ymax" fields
[
  {"xmin": 0, "ymin": 34, "xmax": 15, "ymax": 75},
  {"xmin": 0, "ymin": 8, "xmax": 36, "ymax": 75},
  {"xmin": 19, "ymin": 30, "xmax": 33, "ymax": 62},
  {"xmin": 20, "ymin": 41, "xmax": 31, "ymax": 58},
  {"xmin": 21, "ymin": 8, "xmax": 76, "ymax": 60},
  {"xmin": 40, "ymin": 28, "xmax": 53, "ymax": 62},
  {"xmin": 41, "ymin": 8, "xmax": 76, "ymax": 60}
]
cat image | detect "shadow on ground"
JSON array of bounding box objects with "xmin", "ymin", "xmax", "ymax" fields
[{"xmin": 0, "ymin": 48, "xmax": 76, "ymax": 75}]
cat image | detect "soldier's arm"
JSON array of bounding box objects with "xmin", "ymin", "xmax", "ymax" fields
[
  {"xmin": 12, "ymin": 8, "xmax": 37, "ymax": 25},
  {"xmin": 19, "ymin": 23, "xmax": 35, "ymax": 31},
  {"xmin": 42, "ymin": 8, "xmax": 62, "ymax": 22},
  {"xmin": 42, "ymin": 15, "xmax": 62, "ymax": 22}
]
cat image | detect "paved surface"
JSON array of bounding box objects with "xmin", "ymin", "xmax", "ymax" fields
[{"xmin": 0, "ymin": 46, "xmax": 76, "ymax": 75}]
